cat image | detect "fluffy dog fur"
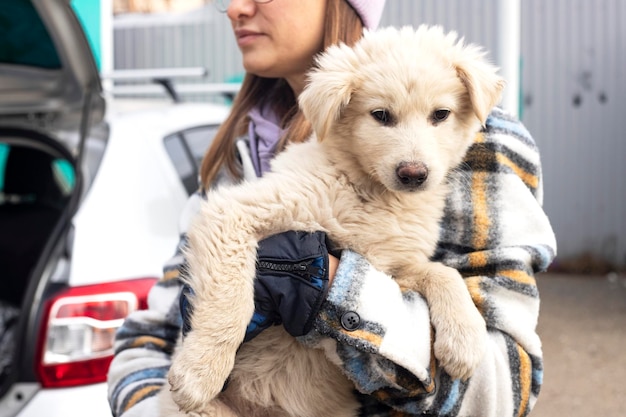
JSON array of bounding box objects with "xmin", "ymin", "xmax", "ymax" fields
[{"xmin": 160, "ymin": 25, "xmax": 504, "ymax": 417}]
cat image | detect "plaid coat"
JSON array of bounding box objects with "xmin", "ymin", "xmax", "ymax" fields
[{"xmin": 107, "ymin": 107, "xmax": 556, "ymax": 417}]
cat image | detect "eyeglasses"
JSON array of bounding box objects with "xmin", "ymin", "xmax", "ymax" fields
[{"xmin": 214, "ymin": 0, "xmax": 274, "ymax": 13}]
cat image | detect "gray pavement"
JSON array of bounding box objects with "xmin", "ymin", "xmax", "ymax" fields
[{"xmin": 531, "ymin": 273, "xmax": 626, "ymax": 417}]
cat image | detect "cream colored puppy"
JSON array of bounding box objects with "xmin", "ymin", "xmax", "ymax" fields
[{"xmin": 162, "ymin": 25, "xmax": 505, "ymax": 417}]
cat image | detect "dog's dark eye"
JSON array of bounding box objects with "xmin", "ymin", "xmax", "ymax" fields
[
  {"xmin": 431, "ymin": 109, "xmax": 450, "ymax": 123},
  {"xmin": 371, "ymin": 109, "xmax": 393, "ymax": 126}
]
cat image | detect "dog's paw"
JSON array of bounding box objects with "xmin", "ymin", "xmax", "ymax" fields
[
  {"xmin": 433, "ymin": 308, "xmax": 487, "ymax": 381},
  {"xmin": 168, "ymin": 355, "xmax": 214, "ymax": 414},
  {"xmin": 168, "ymin": 333, "xmax": 236, "ymax": 414}
]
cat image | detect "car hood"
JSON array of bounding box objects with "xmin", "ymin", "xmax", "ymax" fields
[{"xmin": 0, "ymin": 0, "xmax": 105, "ymax": 132}]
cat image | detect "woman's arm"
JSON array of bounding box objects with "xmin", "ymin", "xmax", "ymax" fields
[
  {"xmin": 304, "ymin": 108, "xmax": 557, "ymax": 416},
  {"xmin": 107, "ymin": 227, "xmax": 335, "ymax": 417}
]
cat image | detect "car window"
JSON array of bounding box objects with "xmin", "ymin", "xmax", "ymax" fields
[
  {"xmin": 163, "ymin": 125, "xmax": 220, "ymax": 195},
  {"xmin": 0, "ymin": 144, "xmax": 8, "ymax": 191},
  {"xmin": 0, "ymin": 142, "xmax": 74, "ymax": 207},
  {"xmin": 181, "ymin": 125, "xmax": 221, "ymax": 168},
  {"xmin": 0, "ymin": 0, "xmax": 62, "ymax": 69}
]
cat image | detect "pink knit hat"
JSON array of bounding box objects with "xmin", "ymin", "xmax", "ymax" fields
[{"xmin": 346, "ymin": 0, "xmax": 386, "ymax": 30}]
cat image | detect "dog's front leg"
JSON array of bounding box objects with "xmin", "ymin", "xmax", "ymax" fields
[
  {"xmin": 396, "ymin": 262, "xmax": 487, "ymax": 381},
  {"xmin": 168, "ymin": 198, "xmax": 259, "ymax": 414},
  {"xmin": 168, "ymin": 179, "xmax": 327, "ymax": 413}
]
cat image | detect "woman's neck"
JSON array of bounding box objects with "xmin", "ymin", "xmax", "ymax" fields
[{"xmin": 285, "ymin": 73, "xmax": 306, "ymax": 97}]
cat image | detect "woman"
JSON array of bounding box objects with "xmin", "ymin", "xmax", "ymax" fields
[{"xmin": 107, "ymin": 1, "xmax": 557, "ymax": 416}]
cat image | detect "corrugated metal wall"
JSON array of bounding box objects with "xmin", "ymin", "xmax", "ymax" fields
[
  {"xmin": 520, "ymin": 0, "xmax": 626, "ymax": 270},
  {"xmin": 112, "ymin": 1, "xmax": 507, "ymax": 100},
  {"xmin": 113, "ymin": 8, "xmax": 241, "ymax": 98},
  {"xmin": 112, "ymin": 0, "xmax": 626, "ymax": 269}
]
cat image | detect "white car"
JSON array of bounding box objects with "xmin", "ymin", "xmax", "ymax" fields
[{"xmin": 0, "ymin": 1, "xmax": 229, "ymax": 416}]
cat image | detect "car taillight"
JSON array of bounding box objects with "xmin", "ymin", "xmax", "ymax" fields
[{"xmin": 36, "ymin": 278, "xmax": 157, "ymax": 388}]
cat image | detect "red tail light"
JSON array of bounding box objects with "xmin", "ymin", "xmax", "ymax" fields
[{"xmin": 36, "ymin": 278, "xmax": 157, "ymax": 388}]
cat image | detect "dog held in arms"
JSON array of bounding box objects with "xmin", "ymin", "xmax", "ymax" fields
[{"xmin": 161, "ymin": 25, "xmax": 505, "ymax": 417}]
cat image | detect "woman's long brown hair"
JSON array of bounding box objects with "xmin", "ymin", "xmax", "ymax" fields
[{"xmin": 199, "ymin": 0, "xmax": 364, "ymax": 187}]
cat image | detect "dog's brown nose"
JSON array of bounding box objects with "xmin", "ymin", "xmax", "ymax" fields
[{"xmin": 396, "ymin": 162, "xmax": 428, "ymax": 187}]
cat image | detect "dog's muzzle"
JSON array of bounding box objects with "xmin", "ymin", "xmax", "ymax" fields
[{"xmin": 396, "ymin": 161, "xmax": 428, "ymax": 189}]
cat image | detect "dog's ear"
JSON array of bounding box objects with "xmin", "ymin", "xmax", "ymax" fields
[
  {"xmin": 298, "ymin": 44, "xmax": 359, "ymax": 141},
  {"xmin": 454, "ymin": 49, "xmax": 506, "ymax": 125}
]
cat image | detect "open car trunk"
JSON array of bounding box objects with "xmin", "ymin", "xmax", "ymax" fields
[
  {"xmin": 0, "ymin": 127, "xmax": 81, "ymax": 395},
  {"xmin": 0, "ymin": 0, "xmax": 104, "ymax": 399}
]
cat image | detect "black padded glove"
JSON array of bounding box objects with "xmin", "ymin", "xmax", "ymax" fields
[
  {"xmin": 247, "ymin": 230, "xmax": 331, "ymax": 340},
  {"xmin": 179, "ymin": 231, "xmax": 332, "ymax": 342}
]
